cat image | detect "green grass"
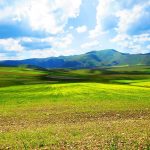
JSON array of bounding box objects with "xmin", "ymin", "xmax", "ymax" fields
[{"xmin": 0, "ymin": 66, "xmax": 150, "ymax": 149}]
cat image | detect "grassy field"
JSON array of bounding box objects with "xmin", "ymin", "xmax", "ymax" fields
[{"xmin": 0, "ymin": 66, "xmax": 150, "ymax": 149}]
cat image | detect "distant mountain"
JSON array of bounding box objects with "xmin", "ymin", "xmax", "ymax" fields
[{"xmin": 0, "ymin": 49, "xmax": 150, "ymax": 68}]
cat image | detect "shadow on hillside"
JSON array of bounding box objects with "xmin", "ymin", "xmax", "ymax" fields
[
  {"xmin": 38, "ymin": 67, "xmax": 150, "ymax": 86},
  {"xmin": 0, "ymin": 66, "xmax": 150, "ymax": 88}
]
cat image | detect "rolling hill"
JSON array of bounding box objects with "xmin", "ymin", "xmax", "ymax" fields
[{"xmin": 0, "ymin": 49, "xmax": 150, "ymax": 68}]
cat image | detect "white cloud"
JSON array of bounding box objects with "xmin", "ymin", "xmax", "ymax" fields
[
  {"xmin": 0, "ymin": 53, "xmax": 8, "ymax": 60},
  {"xmin": 89, "ymin": 0, "xmax": 117, "ymax": 39},
  {"xmin": 91, "ymin": 0, "xmax": 150, "ymax": 36},
  {"xmin": 0, "ymin": 33, "xmax": 74, "ymax": 58},
  {"xmin": 89, "ymin": 0, "xmax": 150, "ymax": 53},
  {"xmin": 21, "ymin": 37, "xmax": 33, "ymax": 42},
  {"xmin": 51, "ymin": 34, "xmax": 73, "ymax": 49},
  {"xmin": 76, "ymin": 25, "xmax": 87, "ymax": 33},
  {"xmin": 40, "ymin": 33, "xmax": 73, "ymax": 49},
  {"xmin": 112, "ymin": 33, "xmax": 150, "ymax": 53},
  {"xmin": 89, "ymin": 27, "xmax": 106, "ymax": 39},
  {"xmin": 0, "ymin": 35, "xmax": 75, "ymax": 60},
  {"xmin": 81, "ymin": 40, "xmax": 100, "ymax": 49},
  {"xmin": 69, "ymin": 26, "xmax": 74, "ymax": 30},
  {"xmin": 0, "ymin": 0, "xmax": 150, "ymax": 60},
  {"xmin": 0, "ymin": 0, "xmax": 82, "ymax": 34},
  {"xmin": 147, "ymin": 45, "xmax": 150, "ymax": 49},
  {"xmin": 16, "ymin": 48, "xmax": 78, "ymax": 60},
  {"xmin": 116, "ymin": 2, "xmax": 150, "ymax": 34},
  {"xmin": 133, "ymin": 34, "xmax": 150, "ymax": 43},
  {"xmin": 0, "ymin": 38, "xmax": 24, "ymax": 52}
]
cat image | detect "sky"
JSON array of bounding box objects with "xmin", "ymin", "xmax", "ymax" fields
[{"xmin": 0, "ymin": 0, "xmax": 150, "ymax": 60}]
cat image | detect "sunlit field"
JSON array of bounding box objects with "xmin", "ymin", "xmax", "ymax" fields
[{"xmin": 0, "ymin": 66, "xmax": 150, "ymax": 149}]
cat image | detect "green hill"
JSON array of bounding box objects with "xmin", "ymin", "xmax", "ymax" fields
[{"xmin": 0, "ymin": 49, "xmax": 150, "ymax": 68}]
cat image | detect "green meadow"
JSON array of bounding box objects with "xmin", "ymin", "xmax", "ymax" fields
[{"xmin": 0, "ymin": 66, "xmax": 150, "ymax": 149}]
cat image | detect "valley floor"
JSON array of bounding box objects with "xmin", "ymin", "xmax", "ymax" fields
[{"xmin": 0, "ymin": 66, "xmax": 150, "ymax": 149}]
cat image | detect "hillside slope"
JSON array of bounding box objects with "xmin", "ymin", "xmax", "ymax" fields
[{"xmin": 0, "ymin": 49, "xmax": 150, "ymax": 68}]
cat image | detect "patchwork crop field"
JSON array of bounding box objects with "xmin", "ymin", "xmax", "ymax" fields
[{"xmin": 0, "ymin": 66, "xmax": 150, "ymax": 149}]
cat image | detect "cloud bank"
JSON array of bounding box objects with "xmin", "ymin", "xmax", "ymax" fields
[{"xmin": 0, "ymin": 0, "xmax": 150, "ymax": 60}]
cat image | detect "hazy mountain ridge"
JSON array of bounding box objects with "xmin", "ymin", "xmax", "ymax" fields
[{"xmin": 0, "ymin": 49, "xmax": 150, "ymax": 68}]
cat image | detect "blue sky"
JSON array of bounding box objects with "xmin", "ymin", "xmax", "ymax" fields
[{"xmin": 0, "ymin": 0, "xmax": 150, "ymax": 60}]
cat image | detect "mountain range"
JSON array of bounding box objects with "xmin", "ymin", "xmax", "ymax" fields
[{"xmin": 0, "ymin": 49, "xmax": 150, "ymax": 68}]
